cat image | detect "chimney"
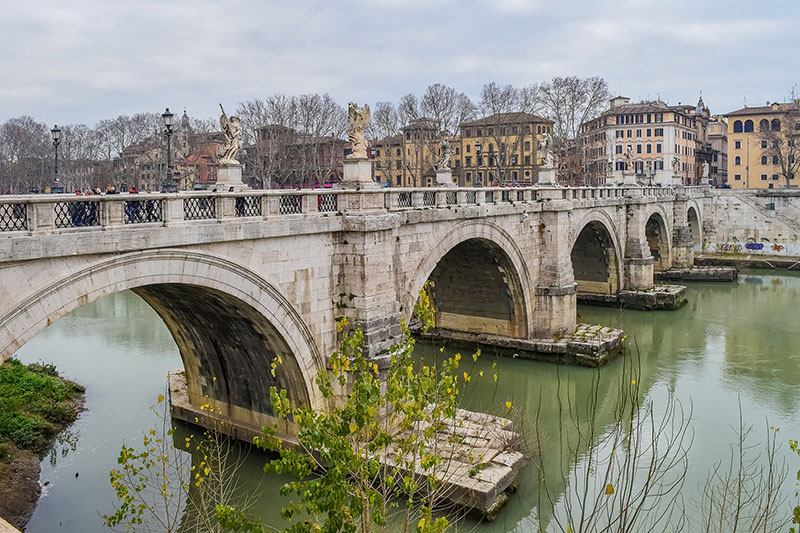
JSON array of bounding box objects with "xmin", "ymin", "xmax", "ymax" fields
[{"xmin": 609, "ymin": 96, "xmax": 631, "ymax": 109}]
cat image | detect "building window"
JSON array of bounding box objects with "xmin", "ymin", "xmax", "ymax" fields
[
  {"xmin": 646, "ymin": 144, "xmax": 652, "ymax": 154},
  {"xmin": 744, "ymin": 120, "xmax": 754, "ymax": 132},
  {"xmin": 655, "ymin": 113, "xmax": 663, "ymax": 122},
  {"xmin": 455, "ymin": 147, "xmax": 460, "ymax": 155},
  {"xmin": 395, "ymin": 161, "xmax": 401, "ymax": 170},
  {"xmin": 465, "ymin": 171, "xmax": 471, "ymax": 182},
  {"xmin": 627, "ymin": 129, "xmax": 632, "ymax": 138},
  {"xmin": 477, "ymin": 129, "xmax": 482, "ymax": 136},
  {"xmin": 760, "ymin": 119, "xmax": 770, "ymax": 131},
  {"xmin": 511, "ymin": 126, "xmax": 518, "ymax": 134},
  {"xmin": 762, "ymin": 155, "xmax": 768, "ymax": 165},
  {"xmin": 655, "ymin": 160, "xmax": 664, "ymax": 170},
  {"xmin": 656, "ymin": 144, "xmax": 662, "ymax": 153},
  {"xmin": 524, "ymin": 155, "xmax": 531, "ymax": 165},
  {"xmin": 511, "ymin": 155, "xmax": 518, "ymax": 165},
  {"xmin": 616, "ymin": 145, "xmax": 623, "ymax": 154},
  {"xmin": 654, "ymin": 128, "xmax": 663, "ymax": 136},
  {"xmin": 733, "ymin": 120, "xmax": 743, "ymax": 133},
  {"xmin": 616, "ymin": 161, "xmax": 625, "ymax": 170},
  {"xmin": 646, "ymin": 128, "xmax": 652, "ymax": 137},
  {"xmin": 735, "ymin": 140, "xmax": 742, "ymax": 149},
  {"xmin": 735, "ymin": 156, "xmax": 742, "ymax": 165},
  {"xmin": 761, "ymin": 174, "xmax": 767, "ymax": 180},
  {"xmin": 636, "ymin": 129, "xmax": 642, "ymax": 137},
  {"xmin": 524, "ymin": 141, "xmax": 531, "ymax": 151},
  {"xmin": 773, "ymin": 156, "xmax": 779, "ymax": 164},
  {"xmin": 636, "ymin": 144, "xmax": 642, "ymax": 154},
  {"xmin": 465, "ymin": 129, "xmax": 471, "ymax": 136},
  {"xmin": 466, "ymin": 145, "xmax": 471, "ymax": 153},
  {"xmin": 773, "ymin": 174, "xmax": 780, "ymax": 180},
  {"xmin": 465, "ymin": 156, "xmax": 472, "ymax": 166},
  {"xmin": 772, "ymin": 119, "xmax": 781, "ymax": 131},
  {"xmin": 396, "ymin": 175, "xmax": 401, "ymax": 186},
  {"xmin": 375, "ymin": 149, "xmax": 381, "ymax": 158},
  {"xmin": 735, "ymin": 174, "xmax": 742, "ymax": 180}
]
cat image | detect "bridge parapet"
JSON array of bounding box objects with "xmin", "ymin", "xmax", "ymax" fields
[{"xmin": 0, "ymin": 185, "xmax": 707, "ymax": 233}]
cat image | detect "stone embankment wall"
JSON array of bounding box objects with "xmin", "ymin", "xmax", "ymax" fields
[{"xmin": 705, "ymin": 190, "xmax": 800, "ymax": 256}]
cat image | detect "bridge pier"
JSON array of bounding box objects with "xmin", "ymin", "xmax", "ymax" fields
[
  {"xmin": 671, "ymin": 197, "xmax": 695, "ymax": 268},
  {"xmin": 624, "ymin": 202, "xmax": 656, "ymax": 290}
]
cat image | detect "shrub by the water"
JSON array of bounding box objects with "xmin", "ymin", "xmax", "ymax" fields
[{"xmin": 0, "ymin": 359, "xmax": 83, "ymax": 454}]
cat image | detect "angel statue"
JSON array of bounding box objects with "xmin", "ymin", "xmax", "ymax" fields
[
  {"xmin": 346, "ymin": 102, "xmax": 370, "ymax": 159},
  {"xmin": 436, "ymin": 138, "xmax": 452, "ymax": 171},
  {"xmin": 541, "ymin": 133, "xmax": 555, "ymax": 168},
  {"xmin": 672, "ymin": 156, "xmax": 681, "ymax": 175},
  {"xmin": 219, "ymin": 104, "xmax": 242, "ymax": 165},
  {"xmin": 625, "ymin": 145, "xmax": 634, "ymax": 171}
]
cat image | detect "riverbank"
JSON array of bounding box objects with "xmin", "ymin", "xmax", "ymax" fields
[
  {"xmin": 0, "ymin": 360, "xmax": 85, "ymax": 530},
  {"xmin": 695, "ymin": 252, "xmax": 800, "ymax": 270}
]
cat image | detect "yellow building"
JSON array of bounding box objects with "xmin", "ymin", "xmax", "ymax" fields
[
  {"xmin": 372, "ymin": 119, "xmax": 440, "ymax": 187},
  {"xmin": 458, "ymin": 113, "xmax": 552, "ymax": 187},
  {"xmin": 725, "ymin": 101, "xmax": 799, "ymax": 189}
]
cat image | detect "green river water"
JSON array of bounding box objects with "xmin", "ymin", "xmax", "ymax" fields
[{"xmin": 13, "ymin": 270, "xmax": 800, "ymax": 531}]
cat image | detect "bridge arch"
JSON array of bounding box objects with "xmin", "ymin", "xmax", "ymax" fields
[
  {"xmin": 645, "ymin": 211, "xmax": 672, "ymax": 271},
  {"xmin": 570, "ymin": 212, "xmax": 623, "ymax": 295},
  {"xmin": 404, "ymin": 220, "xmax": 532, "ymax": 338},
  {"xmin": 687, "ymin": 203, "xmax": 702, "ymax": 247},
  {"xmin": 0, "ymin": 249, "xmax": 325, "ymax": 423}
]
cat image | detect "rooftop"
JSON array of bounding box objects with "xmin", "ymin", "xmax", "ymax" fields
[{"xmin": 461, "ymin": 112, "xmax": 552, "ymax": 127}]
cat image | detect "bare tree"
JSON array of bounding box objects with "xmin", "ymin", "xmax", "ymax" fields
[
  {"xmin": 478, "ymin": 82, "xmax": 534, "ymax": 184},
  {"xmin": 696, "ymin": 403, "xmax": 788, "ymax": 533},
  {"xmin": 539, "ymin": 76, "xmax": 610, "ymax": 185},
  {"xmin": 368, "ymin": 101, "xmax": 404, "ymax": 186},
  {"xmin": 398, "ymin": 84, "xmax": 475, "ymax": 186},
  {"xmin": 760, "ymin": 102, "xmax": 800, "ymax": 188},
  {"xmin": 294, "ymin": 93, "xmax": 346, "ymax": 187},
  {"xmin": 0, "ymin": 116, "xmax": 51, "ymax": 193},
  {"xmin": 532, "ymin": 348, "xmax": 692, "ymax": 533}
]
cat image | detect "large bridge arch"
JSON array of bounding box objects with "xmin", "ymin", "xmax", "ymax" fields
[
  {"xmin": 645, "ymin": 210, "xmax": 672, "ymax": 271},
  {"xmin": 0, "ymin": 249, "xmax": 325, "ymax": 425},
  {"xmin": 403, "ymin": 220, "xmax": 533, "ymax": 338},
  {"xmin": 570, "ymin": 211, "xmax": 624, "ymax": 295}
]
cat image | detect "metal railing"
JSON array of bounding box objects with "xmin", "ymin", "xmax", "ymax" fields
[
  {"xmin": 279, "ymin": 195, "xmax": 302, "ymax": 214},
  {"xmin": 0, "ymin": 203, "xmax": 26, "ymax": 231},
  {"xmin": 55, "ymin": 200, "xmax": 100, "ymax": 228},
  {"xmin": 184, "ymin": 197, "xmax": 216, "ymax": 220},
  {"xmin": 124, "ymin": 199, "xmax": 162, "ymax": 224},
  {"xmin": 318, "ymin": 193, "xmax": 338, "ymax": 213},
  {"xmin": 235, "ymin": 197, "xmax": 261, "ymax": 217}
]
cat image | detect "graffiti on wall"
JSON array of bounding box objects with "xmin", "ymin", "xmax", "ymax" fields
[{"xmin": 715, "ymin": 236, "xmax": 788, "ymax": 255}]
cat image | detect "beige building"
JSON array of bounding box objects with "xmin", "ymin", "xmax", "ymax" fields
[
  {"xmin": 581, "ymin": 96, "xmax": 701, "ymax": 186},
  {"xmin": 458, "ymin": 113, "xmax": 552, "ymax": 187},
  {"xmin": 707, "ymin": 116, "xmax": 728, "ymax": 187}
]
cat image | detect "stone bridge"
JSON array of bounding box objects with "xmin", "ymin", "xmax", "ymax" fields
[{"xmin": 0, "ymin": 185, "xmax": 707, "ymax": 434}]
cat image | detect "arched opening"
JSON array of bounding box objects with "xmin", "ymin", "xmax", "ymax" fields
[
  {"xmin": 744, "ymin": 120, "xmax": 754, "ymax": 133},
  {"xmin": 134, "ymin": 284, "xmax": 310, "ymax": 415},
  {"xmin": 645, "ymin": 213, "xmax": 671, "ymax": 271},
  {"xmin": 760, "ymin": 119, "xmax": 770, "ymax": 131},
  {"xmin": 425, "ymin": 238, "xmax": 527, "ymax": 338},
  {"xmin": 733, "ymin": 120, "xmax": 743, "ymax": 133},
  {"xmin": 570, "ymin": 221, "xmax": 620, "ymax": 295},
  {"xmin": 0, "ymin": 251, "xmax": 323, "ymax": 428},
  {"xmin": 687, "ymin": 206, "xmax": 701, "ymax": 247},
  {"xmin": 772, "ymin": 118, "xmax": 781, "ymax": 131}
]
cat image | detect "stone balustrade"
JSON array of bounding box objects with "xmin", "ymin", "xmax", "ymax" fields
[{"xmin": 0, "ymin": 185, "xmax": 709, "ymax": 234}]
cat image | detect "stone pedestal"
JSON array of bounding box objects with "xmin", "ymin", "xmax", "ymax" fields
[
  {"xmin": 435, "ymin": 168, "xmax": 455, "ymax": 187},
  {"xmin": 672, "ymin": 174, "xmax": 684, "ymax": 187},
  {"xmin": 537, "ymin": 167, "xmax": 557, "ymax": 186},
  {"xmin": 216, "ymin": 164, "xmax": 248, "ymax": 191},
  {"xmin": 624, "ymin": 257, "xmax": 655, "ymax": 290},
  {"xmin": 623, "ymin": 170, "xmax": 637, "ymax": 186},
  {"xmin": 338, "ymin": 158, "xmax": 379, "ymax": 190}
]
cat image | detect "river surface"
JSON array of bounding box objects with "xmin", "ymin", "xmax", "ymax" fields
[{"xmin": 13, "ymin": 270, "xmax": 800, "ymax": 531}]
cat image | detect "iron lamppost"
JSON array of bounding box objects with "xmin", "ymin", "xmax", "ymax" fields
[
  {"xmin": 50, "ymin": 125, "xmax": 63, "ymax": 193},
  {"xmin": 161, "ymin": 108, "xmax": 177, "ymax": 192}
]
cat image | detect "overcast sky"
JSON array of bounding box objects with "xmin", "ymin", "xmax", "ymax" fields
[{"xmin": 1, "ymin": 0, "xmax": 798, "ymax": 126}]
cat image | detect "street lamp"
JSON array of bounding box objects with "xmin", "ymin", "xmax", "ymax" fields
[
  {"xmin": 51, "ymin": 125, "xmax": 63, "ymax": 193},
  {"xmin": 161, "ymin": 108, "xmax": 177, "ymax": 192}
]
